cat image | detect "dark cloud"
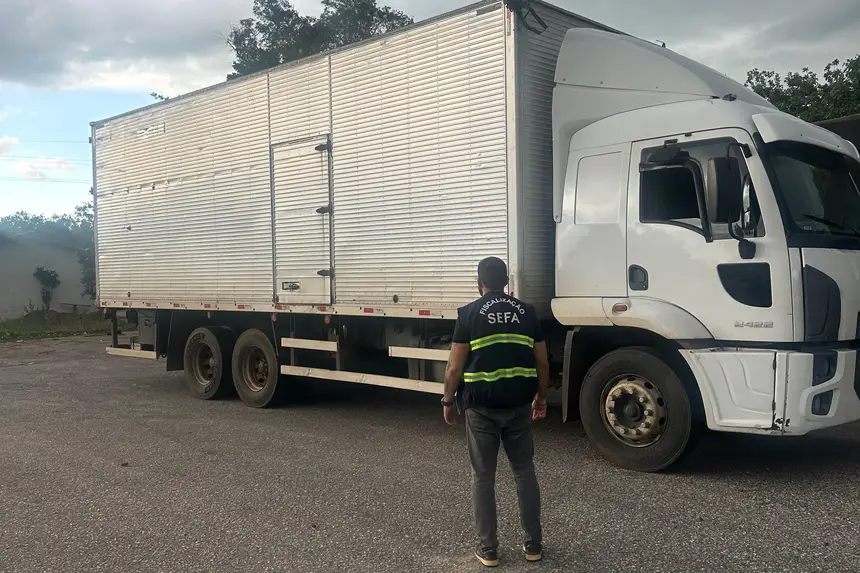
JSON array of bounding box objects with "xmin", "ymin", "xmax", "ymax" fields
[
  {"xmin": 0, "ymin": 0, "xmax": 253, "ymax": 87},
  {"xmin": 1, "ymin": 0, "xmax": 859, "ymax": 90},
  {"xmin": 762, "ymin": 0, "xmax": 860, "ymax": 45}
]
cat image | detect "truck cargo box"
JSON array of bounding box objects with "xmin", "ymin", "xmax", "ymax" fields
[{"xmin": 92, "ymin": 0, "xmax": 614, "ymax": 319}]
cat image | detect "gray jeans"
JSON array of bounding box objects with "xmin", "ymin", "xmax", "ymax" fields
[{"xmin": 465, "ymin": 404, "xmax": 542, "ymax": 550}]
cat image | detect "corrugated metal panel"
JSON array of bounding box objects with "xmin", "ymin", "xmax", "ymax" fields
[
  {"xmin": 269, "ymin": 57, "xmax": 331, "ymax": 144},
  {"xmin": 94, "ymin": 77, "xmax": 272, "ymax": 304},
  {"xmin": 516, "ymin": 4, "xmax": 598, "ymax": 310},
  {"xmin": 273, "ymin": 138, "xmax": 332, "ymax": 304},
  {"xmin": 95, "ymin": 3, "xmax": 521, "ymax": 312},
  {"xmin": 329, "ymin": 5, "xmax": 509, "ymax": 307},
  {"xmin": 269, "ymin": 58, "xmax": 334, "ymax": 305}
]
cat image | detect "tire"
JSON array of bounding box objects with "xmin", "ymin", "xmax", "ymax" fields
[
  {"xmin": 183, "ymin": 327, "xmax": 235, "ymax": 400},
  {"xmin": 232, "ymin": 329, "xmax": 282, "ymax": 408},
  {"xmin": 579, "ymin": 346, "xmax": 701, "ymax": 472}
]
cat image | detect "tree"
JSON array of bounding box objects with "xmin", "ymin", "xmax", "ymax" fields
[
  {"xmin": 33, "ymin": 266, "xmax": 61, "ymax": 311},
  {"xmin": 73, "ymin": 202, "xmax": 96, "ymax": 300},
  {"xmin": 0, "ymin": 201, "xmax": 96, "ymax": 300},
  {"xmin": 317, "ymin": 0, "xmax": 414, "ymax": 48},
  {"xmin": 227, "ymin": 0, "xmax": 412, "ymax": 79},
  {"xmin": 746, "ymin": 55, "xmax": 860, "ymax": 123}
]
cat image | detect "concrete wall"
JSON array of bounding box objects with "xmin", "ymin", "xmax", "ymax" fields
[{"xmin": 0, "ymin": 236, "xmax": 93, "ymax": 320}]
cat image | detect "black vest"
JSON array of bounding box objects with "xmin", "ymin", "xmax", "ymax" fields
[{"xmin": 453, "ymin": 292, "xmax": 543, "ymax": 409}]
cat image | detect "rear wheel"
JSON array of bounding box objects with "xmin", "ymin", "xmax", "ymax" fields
[
  {"xmin": 183, "ymin": 327, "xmax": 234, "ymax": 399},
  {"xmin": 232, "ymin": 329, "xmax": 282, "ymax": 408},
  {"xmin": 579, "ymin": 347, "xmax": 701, "ymax": 472}
]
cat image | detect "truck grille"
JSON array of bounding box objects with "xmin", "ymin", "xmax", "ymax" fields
[
  {"xmin": 855, "ymin": 312, "xmax": 860, "ymax": 401},
  {"xmin": 855, "ymin": 351, "xmax": 860, "ymax": 401}
]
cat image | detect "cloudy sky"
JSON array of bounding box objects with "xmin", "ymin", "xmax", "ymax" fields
[{"xmin": 1, "ymin": 0, "xmax": 859, "ymax": 217}]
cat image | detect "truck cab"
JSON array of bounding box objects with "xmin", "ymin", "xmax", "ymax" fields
[{"xmin": 551, "ymin": 27, "xmax": 860, "ymax": 471}]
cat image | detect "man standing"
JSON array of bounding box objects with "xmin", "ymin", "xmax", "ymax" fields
[{"xmin": 442, "ymin": 256, "xmax": 550, "ymax": 567}]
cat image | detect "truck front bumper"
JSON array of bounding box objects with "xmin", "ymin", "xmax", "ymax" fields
[
  {"xmin": 780, "ymin": 349, "xmax": 860, "ymax": 435},
  {"xmin": 681, "ymin": 347, "xmax": 860, "ymax": 435}
]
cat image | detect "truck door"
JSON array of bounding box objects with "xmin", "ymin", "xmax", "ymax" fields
[
  {"xmin": 624, "ymin": 129, "xmax": 794, "ymax": 428},
  {"xmin": 272, "ymin": 137, "xmax": 333, "ymax": 305}
]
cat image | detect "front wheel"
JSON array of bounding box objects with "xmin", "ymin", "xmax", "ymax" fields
[{"xmin": 579, "ymin": 347, "xmax": 700, "ymax": 472}]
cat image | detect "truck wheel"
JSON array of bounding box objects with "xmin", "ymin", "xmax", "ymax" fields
[
  {"xmin": 232, "ymin": 329, "xmax": 282, "ymax": 408},
  {"xmin": 183, "ymin": 327, "xmax": 234, "ymax": 400},
  {"xmin": 579, "ymin": 347, "xmax": 699, "ymax": 472}
]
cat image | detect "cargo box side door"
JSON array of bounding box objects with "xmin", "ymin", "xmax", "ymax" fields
[{"xmin": 272, "ymin": 136, "xmax": 333, "ymax": 304}]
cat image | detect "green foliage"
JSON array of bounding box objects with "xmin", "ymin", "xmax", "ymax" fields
[
  {"xmin": 150, "ymin": 92, "xmax": 170, "ymax": 101},
  {"xmin": 317, "ymin": 0, "xmax": 414, "ymax": 47},
  {"xmin": 0, "ymin": 200, "xmax": 95, "ymax": 300},
  {"xmin": 746, "ymin": 55, "xmax": 860, "ymax": 122},
  {"xmin": 33, "ymin": 266, "xmax": 61, "ymax": 310},
  {"xmin": 227, "ymin": 0, "xmax": 413, "ymax": 79},
  {"xmin": 0, "ymin": 311, "xmax": 117, "ymax": 342},
  {"xmin": 73, "ymin": 202, "xmax": 96, "ymax": 299}
]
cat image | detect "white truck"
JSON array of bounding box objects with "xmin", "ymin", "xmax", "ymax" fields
[{"xmin": 93, "ymin": 0, "xmax": 860, "ymax": 472}]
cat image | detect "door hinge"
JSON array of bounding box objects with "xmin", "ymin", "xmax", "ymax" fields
[
  {"xmin": 316, "ymin": 204, "xmax": 332, "ymax": 214},
  {"xmin": 317, "ymin": 269, "xmax": 333, "ymax": 277}
]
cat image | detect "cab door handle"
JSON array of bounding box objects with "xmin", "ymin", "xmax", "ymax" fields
[{"xmin": 628, "ymin": 265, "xmax": 649, "ymax": 291}]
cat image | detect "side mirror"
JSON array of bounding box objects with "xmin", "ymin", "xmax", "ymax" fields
[
  {"xmin": 707, "ymin": 157, "xmax": 743, "ymax": 223},
  {"xmin": 707, "ymin": 157, "xmax": 756, "ymax": 259},
  {"xmin": 739, "ymin": 175, "xmax": 761, "ymax": 232}
]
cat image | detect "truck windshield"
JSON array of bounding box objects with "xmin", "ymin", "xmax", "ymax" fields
[{"xmin": 767, "ymin": 141, "xmax": 860, "ymax": 239}]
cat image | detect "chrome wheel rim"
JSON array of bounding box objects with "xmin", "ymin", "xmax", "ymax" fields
[{"xmin": 601, "ymin": 374, "xmax": 667, "ymax": 447}]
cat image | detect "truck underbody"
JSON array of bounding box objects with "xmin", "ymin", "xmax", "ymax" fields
[{"xmin": 107, "ymin": 303, "xmax": 860, "ymax": 473}]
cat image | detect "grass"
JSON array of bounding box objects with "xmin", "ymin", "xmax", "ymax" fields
[{"xmin": 0, "ymin": 310, "xmax": 120, "ymax": 342}]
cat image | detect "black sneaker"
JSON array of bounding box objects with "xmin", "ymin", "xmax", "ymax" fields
[
  {"xmin": 523, "ymin": 541, "xmax": 543, "ymax": 562},
  {"xmin": 475, "ymin": 547, "xmax": 500, "ymax": 567}
]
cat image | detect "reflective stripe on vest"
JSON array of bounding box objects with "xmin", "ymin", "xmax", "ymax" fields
[
  {"xmin": 469, "ymin": 333, "xmax": 535, "ymax": 352},
  {"xmin": 463, "ymin": 367, "xmax": 538, "ymax": 383}
]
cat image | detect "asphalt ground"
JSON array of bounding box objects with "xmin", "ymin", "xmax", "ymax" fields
[{"xmin": 1, "ymin": 337, "xmax": 860, "ymax": 573}]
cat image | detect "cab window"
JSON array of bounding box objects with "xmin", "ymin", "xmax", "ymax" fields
[{"xmin": 639, "ymin": 138, "xmax": 764, "ymax": 239}]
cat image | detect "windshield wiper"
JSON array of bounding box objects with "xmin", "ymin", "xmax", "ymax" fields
[{"xmin": 803, "ymin": 213, "xmax": 860, "ymax": 238}]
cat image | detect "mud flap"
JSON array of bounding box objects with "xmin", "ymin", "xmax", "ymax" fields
[{"xmin": 561, "ymin": 328, "xmax": 579, "ymax": 423}]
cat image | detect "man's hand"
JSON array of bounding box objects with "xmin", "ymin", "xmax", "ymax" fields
[
  {"xmin": 532, "ymin": 342, "xmax": 550, "ymax": 420},
  {"xmin": 443, "ymin": 342, "xmax": 469, "ymax": 427},
  {"xmin": 443, "ymin": 404, "xmax": 457, "ymax": 426},
  {"xmin": 532, "ymin": 394, "xmax": 547, "ymax": 421}
]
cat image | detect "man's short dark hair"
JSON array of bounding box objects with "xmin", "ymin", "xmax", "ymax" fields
[{"xmin": 478, "ymin": 257, "xmax": 509, "ymax": 291}]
